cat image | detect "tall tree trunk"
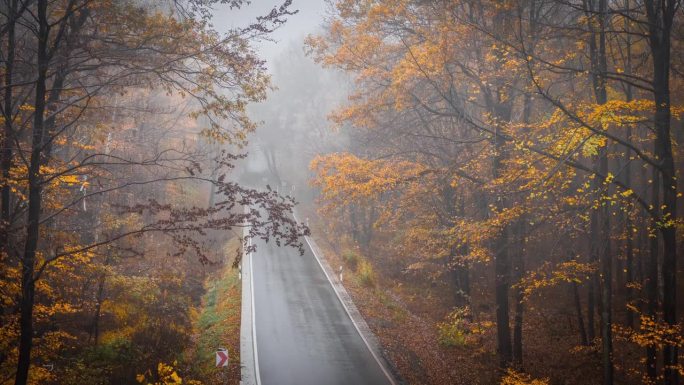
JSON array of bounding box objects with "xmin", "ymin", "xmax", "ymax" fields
[
  {"xmin": 653, "ymin": 41, "xmax": 679, "ymax": 385},
  {"xmin": 600, "ymin": 152, "xmax": 613, "ymax": 385},
  {"xmin": 623, "ymin": 199, "xmax": 635, "ymax": 328},
  {"xmin": 644, "ymin": 1, "xmax": 678, "ymax": 383},
  {"xmin": 511, "ymin": 89, "xmax": 532, "ymax": 368},
  {"xmin": 573, "ymin": 282, "xmax": 589, "ymax": 346},
  {"xmin": 512, "ymin": 220, "xmax": 524, "ymax": 368},
  {"xmin": 588, "ymin": 208, "xmax": 598, "ymax": 343},
  {"xmin": 89, "ymin": 270, "xmax": 107, "ymax": 344},
  {"xmin": 622, "ymin": 0, "xmax": 635, "ymax": 330},
  {"xmin": 452, "ymin": 194, "xmax": 471, "ymax": 304},
  {"xmin": 494, "ymin": 223, "xmax": 512, "ymax": 367},
  {"xmin": 585, "ymin": 0, "xmax": 613, "ymax": 381},
  {"xmin": 349, "ymin": 204, "xmax": 359, "ymax": 244},
  {"xmin": 493, "ymin": 109, "xmax": 512, "ymax": 367},
  {"xmin": 363, "ymin": 204, "xmax": 375, "ymax": 249},
  {"xmin": 1, "ymin": 0, "xmax": 18, "ymax": 257},
  {"xmin": 646, "ymin": 168, "xmax": 659, "ymax": 382},
  {"xmin": 15, "ymin": 1, "xmax": 48, "ymax": 384}
]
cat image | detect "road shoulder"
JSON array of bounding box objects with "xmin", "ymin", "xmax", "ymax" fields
[{"xmin": 240, "ymin": 226, "xmax": 258, "ymax": 385}]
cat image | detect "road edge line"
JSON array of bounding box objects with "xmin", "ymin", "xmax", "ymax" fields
[
  {"xmin": 240, "ymin": 213, "xmax": 260, "ymax": 385},
  {"xmin": 294, "ymin": 212, "xmax": 399, "ymax": 385},
  {"xmin": 249, "ymin": 235, "xmax": 262, "ymax": 385}
]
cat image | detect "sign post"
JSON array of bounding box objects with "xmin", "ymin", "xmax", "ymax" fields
[{"xmin": 215, "ymin": 348, "xmax": 229, "ymax": 368}]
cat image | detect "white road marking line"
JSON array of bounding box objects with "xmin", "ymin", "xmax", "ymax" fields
[
  {"xmin": 249, "ymin": 235, "xmax": 262, "ymax": 385},
  {"xmin": 294, "ymin": 213, "xmax": 398, "ymax": 385}
]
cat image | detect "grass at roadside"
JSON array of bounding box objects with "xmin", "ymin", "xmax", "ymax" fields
[{"xmin": 184, "ymin": 237, "xmax": 242, "ymax": 385}]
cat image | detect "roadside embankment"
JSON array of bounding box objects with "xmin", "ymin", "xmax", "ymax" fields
[{"xmin": 185, "ymin": 237, "xmax": 242, "ymax": 385}]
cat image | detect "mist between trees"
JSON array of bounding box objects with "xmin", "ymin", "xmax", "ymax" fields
[
  {"xmin": 0, "ymin": 1, "xmax": 308, "ymax": 384},
  {"xmin": 1, "ymin": 0, "xmax": 683, "ymax": 385}
]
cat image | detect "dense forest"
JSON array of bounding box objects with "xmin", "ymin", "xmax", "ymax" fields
[
  {"xmin": 0, "ymin": 1, "xmax": 306, "ymax": 384},
  {"xmin": 1, "ymin": 0, "xmax": 683, "ymax": 384},
  {"xmin": 297, "ymin": 0, "xmax": 684, "ymax": 384}
]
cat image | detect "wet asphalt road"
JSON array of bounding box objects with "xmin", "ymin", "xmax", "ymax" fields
[{"xmin": 251, "ymin": 238, "xmax": 393, "ymax": 385}]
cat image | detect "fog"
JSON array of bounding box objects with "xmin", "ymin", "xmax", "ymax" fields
[
  {"xmin": 1, "ymin": 1, "xmax": 682, "ymax": 385},
  {"xmin": 212, "ymin": 0, "xmax": 328, "ymax": 64},
  {"xmin": 212, "ymin": 0, "xmax": 351, "ymax": 205}
]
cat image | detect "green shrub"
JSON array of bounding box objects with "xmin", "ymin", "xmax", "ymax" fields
[
  {"xmin": 62, "ymin": 337, "xmax": 138, "ymax": 385},
  {"xmin": 342, "ymin": 250, "xmax": 360, "ymax": 270},
  {"xmin": 437, "ymin": 307, "xmax": 470, "ymax": 347},
  {"xmin": 357, "ymin": 260, "xmax": 376, "ymax": 287}
]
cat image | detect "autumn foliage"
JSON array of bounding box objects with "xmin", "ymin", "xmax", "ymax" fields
[
  {"xmin": 0, "ymin": 1, "xmax": 303, "ymax": 385},
  {"xmin": 307, "ymin": 0, "xmax": 683, "ymax": 384}
]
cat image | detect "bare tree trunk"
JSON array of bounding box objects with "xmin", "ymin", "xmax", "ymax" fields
[
  {"xmin": 624, "ymin": 209, "xmax": 635, "ymax": 328},
  {"xmin": 15, "ymin": 1, "xmax": 48, "ymax": 384},
  {"xmin": 89, "ymin": 272, "xmax": 106, "ymax": 344},
  {"xmin": 652, "ymin": 34, "xmax": 678, "ymax": 385},
  {"xmin": 599, "ymin": 158, "xmax": 614, "ymax": 385},
  {"xmin": 588, "ymin": 209, "xmax": 598, "ymax": 343},
  {"xmin": 264, "ymin": 146, "xmax": 280, "ymax": 185},
  {"xmin": 363, "ymin": 204, "xmax": 375, "ymax": 249},
  {"xmin": 1, "ymin": 0, "xmax": 18, "ymax": 257},
  {"xmin": 452, "ymin": 195, "xmax": 470, "ymax": 304},
  {"xmin": 584, "ymin": 0, "xmax": 613, "ymax": 381},
  {"xmin": 493, "ymin": 124, "xmax": 512, "ymax": 367},
  {"xmin": 512, "ymin": 299, "xmax": 523, "ymax": 366},
  {"xmin": 644, "ymin": 1, "xmax": 678, "ymax": 383},
  {"xmin": 573, "ymin": 282, "xmax": 589, "ymax": 346},
  {"xmin": 512, "ymin": 221, "xmax": 524, "ymax": 368},
  {"xmin": 622, "ymin": 0, "xmax": 635, "ymax": 330},
  {"xmin": 494, "ymin": 226, "xmax": 512, "ymax": 367},
  {"xmin": 646, "ymin": 168, "xmax": 659, "ymax": 382},
  {"xmin": 349, "ymin": 204, "xmax": 359, "ymax": 244}
]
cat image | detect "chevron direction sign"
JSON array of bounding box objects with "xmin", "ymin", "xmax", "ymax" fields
[{"xmin": 215, "ymin": 348, "xmax": 229, "ymax": 367}]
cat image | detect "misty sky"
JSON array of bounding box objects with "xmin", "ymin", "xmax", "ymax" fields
[{"xmin": 212, "ymin": 0, "xmax": 328, "ymax": 65}]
